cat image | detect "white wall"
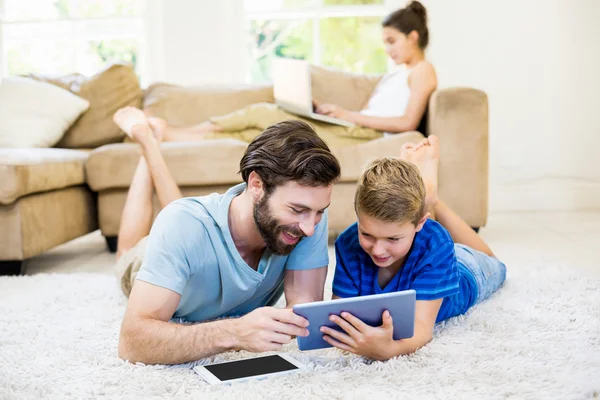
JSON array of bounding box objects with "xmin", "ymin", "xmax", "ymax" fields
[
  {"xmin": 149, "ymin": 0, "xmax": 600, "ymax": 212},
  {"xmin": 422, "ymin": 0, "xmax": 600, "ymax": 211},
  {"xmin": 0, "ymin": 0, "xmax": 4, "ymax": 82},
  {"xmin": 145, "ymin": 0, "xmax": 246, "ymax": 86}
]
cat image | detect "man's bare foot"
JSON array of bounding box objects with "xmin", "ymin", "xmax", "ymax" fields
[
  {"xmin": 400, "ymin": 135, "xmax": 440, "ymax": 212},
  {"xmin": 147, "ymin": 117, "xmax": 168, "ymax": 142},
  {"xmin": 113, "ymin": 107, "xmax": 155, "ymax": 145}
]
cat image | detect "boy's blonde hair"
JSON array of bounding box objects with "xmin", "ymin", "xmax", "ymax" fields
[{"xmin": 354, "ymin": 157, "xmax": 426, "ymax": 226}]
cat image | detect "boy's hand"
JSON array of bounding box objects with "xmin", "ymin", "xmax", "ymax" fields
[{"xmin": 320, "ymin": 310, "xmax": 396, "ymax": 361}]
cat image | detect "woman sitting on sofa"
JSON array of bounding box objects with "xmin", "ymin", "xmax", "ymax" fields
[{"xmin": 143, "ymin": 1, "xmax": 437, "ymax": 148}]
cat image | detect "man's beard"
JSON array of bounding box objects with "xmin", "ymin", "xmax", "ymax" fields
[{"xmin": 253, "ymin": 193, "xmax": 305, "ymax": 256}]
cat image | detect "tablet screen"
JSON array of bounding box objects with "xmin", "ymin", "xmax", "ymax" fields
[{"xmin": 204, "ymin": 355, "xmax": 298, "ymax": 381}]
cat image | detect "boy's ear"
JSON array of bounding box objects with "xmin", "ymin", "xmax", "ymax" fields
[{"xmin": 414, "ymin": 212, "xmax": 430, "ymax": 232}]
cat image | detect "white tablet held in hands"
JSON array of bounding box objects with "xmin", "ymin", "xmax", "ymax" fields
[
  {"xmin": 194, "ymin": 354, "xmax": 304, "ymax": 385},
  {"xmin": 293, "ymin": 290, "xmax": 416, "ymax": 351}
]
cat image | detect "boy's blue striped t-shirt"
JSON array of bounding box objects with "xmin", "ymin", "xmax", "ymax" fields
[{"xmin": 333, "ymin": 219, "xmax": 472, "ymax": 323}]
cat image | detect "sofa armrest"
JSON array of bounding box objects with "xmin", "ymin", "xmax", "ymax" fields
[{"xmin": 428, "ymin": 88, "xmax": 489, "ymax": 228}]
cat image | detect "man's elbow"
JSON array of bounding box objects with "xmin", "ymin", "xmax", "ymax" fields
[
  {"xmin": 118, "ymin": 330, "xmax": 137, "ymax": 362},
  {"xmin": 118, "ymin": 323, "xmax": 147, "ymax": 364}
]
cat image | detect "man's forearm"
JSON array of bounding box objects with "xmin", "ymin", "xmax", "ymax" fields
[
  {"xmin": 285, "ymin": 291, "xmax": 324, "ymax": 308},
  {"xmin": 119, "ymin": 317, "xmax": 239, "ymax": 365},
  {"xmin": 283, "ymin": 267, "xmax": 327, "ymax": 308}
]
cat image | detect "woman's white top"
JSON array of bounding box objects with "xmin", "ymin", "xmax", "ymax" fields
[{"xmin": 360, "ymin": 65, "xmax": 412, "ymax": 127}]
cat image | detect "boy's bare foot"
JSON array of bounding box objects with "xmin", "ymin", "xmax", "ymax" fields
[
  {"xmin": 400, "ymin": 135, "xmax": 440, "ymax": 212},
  {"xmin": 400, "ymin": 142, "xmax": 417, "ymax": 159},
  {"xmin": 147, "ymin": 117, "xmax": 168, "ymax": 142},
  {"xmin": 113, "ymin": 107, "xmax": 155, "ymax": 145}
]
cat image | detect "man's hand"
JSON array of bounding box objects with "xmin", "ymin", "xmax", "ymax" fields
[
  {"xmin": 315, "ymin": 103, "xmax": 353, "ymax": 122},
  {"xmin": 320, "ymin": 310, "xmax": 395, "ymax": 361},
  {"xmin": 233, "ymin": 307, "xmax": 310, "ymax": 352}
]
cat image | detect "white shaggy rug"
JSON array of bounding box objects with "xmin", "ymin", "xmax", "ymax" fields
[{"xmin": 1, "ymin": 264, "xmax": 599, "ymax": 400}]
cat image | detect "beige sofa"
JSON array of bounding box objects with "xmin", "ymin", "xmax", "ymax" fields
[{"xmin": 0, "ymin": 64, "xmax": 488, "ymax": 274}]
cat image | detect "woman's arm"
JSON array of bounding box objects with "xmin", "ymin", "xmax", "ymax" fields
[{"xmin": 318, "ymin": 62, "xmax": 437, "ymax": 133}]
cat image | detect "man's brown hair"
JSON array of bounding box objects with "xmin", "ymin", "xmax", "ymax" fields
[
  {"xmin": 239, "ymin": 120, "xmax": 341, "ymax": 192},
  {"xmin": 354, "ymin": 157, "xmax": 425, "ymax": 225}
]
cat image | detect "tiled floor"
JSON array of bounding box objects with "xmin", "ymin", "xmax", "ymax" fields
[{"xmin": 24, "ymin": 211, "xmax": 600, "ymax": 278}]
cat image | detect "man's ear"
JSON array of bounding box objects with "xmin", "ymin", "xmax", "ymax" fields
[
  {"xmin": 414, "ymin": 212, "xmax": 430, "ymax": 232},
  {"xmin": 247, "ymin": 171, "xmax": 265, "ymax": 201}
]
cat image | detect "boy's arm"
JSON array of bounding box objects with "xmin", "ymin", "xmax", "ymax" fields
[
  {"xmin": 321, "ymin": 298, "xmax": 443, "ymax": 361},
  {"xmin": 387, "ymin": 299, "xmax": 443, "ymax": 358}
]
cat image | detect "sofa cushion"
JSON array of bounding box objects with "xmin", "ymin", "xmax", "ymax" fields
[
  {"xmin": 143, "ymin": 84, "xmax": 274, "ymax": 127},
  {"xmin": 331, "ymin": 131, "xmax": 425, "ymax": 181},
  {"xmin": 0, "ymin": 77, "xmax": 90, "ymax": 148},
  {"xmin": 86, "ymin": 132, "xmax": 425, "ymax": 192},
  {"xmin": 310, "ymin": 65, "xmax": 381, "ymax": 112},
  {"xmin": 0, "ymin": 148, "xmax": 90, "ymax": 205},
  {"xmin": 86, "ymin": 140, "xmax": 249, "ymax": 191},
  {"xmin": 29, "ymin": 63, "xmax": 143, "ymax": 148}
]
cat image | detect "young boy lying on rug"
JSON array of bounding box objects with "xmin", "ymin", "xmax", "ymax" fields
[{"xmin": 321, "ymin": 136, "xmax": 507, "ymax": 360}]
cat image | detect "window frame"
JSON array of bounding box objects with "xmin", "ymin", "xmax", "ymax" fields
[
  {"xmin": 0, "ymin": 0, "xmax": 146, "ymax": 80},
  {"xmin": 245, "ymin": 0, "xmax": 399, "ymax": 82}
]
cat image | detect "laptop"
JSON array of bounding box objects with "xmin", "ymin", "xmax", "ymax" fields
[{"xmin": 272, "ymin": 57, "xmax": 355, "ymax": 127}]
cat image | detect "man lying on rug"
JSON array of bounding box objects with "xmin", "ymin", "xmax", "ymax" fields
[
  {"xmin": 113, "ymin": 108, "xmax": 340, "ymax": 365},
  {"xmin": 325, "ymin": 136, "xmax": 507, "ymax": 360}
]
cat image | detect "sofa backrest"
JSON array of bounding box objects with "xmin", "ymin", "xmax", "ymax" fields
[
  {"xmin": 310, "ymin": 64, "xmax": 381, "ymax": 111},
  {"xmin": 143, "ymin": 84, "xmax": 275, "ymax": 127},
  {"xmin": 143, "ymin": 65, "xmax": 383, "ymax": 127}
]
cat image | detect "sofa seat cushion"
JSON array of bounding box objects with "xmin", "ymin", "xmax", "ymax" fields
[
  {"xmin": 331, "ymin": 131, "xmax": 425, "ymax": 181},
  {"xmin": 0, "ymin": 148, "xmax": 90, "ymax": 205},
  {"xmin": 86, "ymin": 132, "xmax": 425, "ymax": 192},
  {"xmin": 86, "ymin": 140, "xmax": 249, "ymax": 191}
]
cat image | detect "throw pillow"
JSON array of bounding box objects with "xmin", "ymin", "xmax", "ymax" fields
[
  {"xmin": 0, "ymin": 77, "xmax": 90, "ymax": 148},
  {"xmin": 29, "ymin": 63, "xmax": 143, "ymax": 148}
]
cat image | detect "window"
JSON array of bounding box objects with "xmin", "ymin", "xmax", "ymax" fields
[
  {"xmin": 0, "ymin": 0, "xmax": 145, "ymax": 78},
  {"xmin": 245, "ymin": 0, "xmax": 395, "ymax": 83}
]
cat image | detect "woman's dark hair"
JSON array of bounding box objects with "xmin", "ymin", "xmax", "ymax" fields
[
  {"xmin": 239, "ymin": 120, "xmax": 341, "ymax": 193},
  {"xmin": 382, "ymin": 1, "xmax": 429, "ymax": 50}
]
